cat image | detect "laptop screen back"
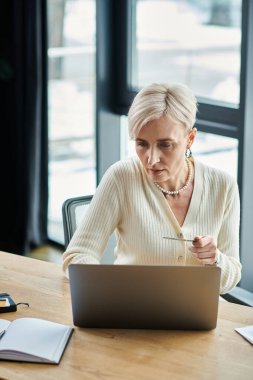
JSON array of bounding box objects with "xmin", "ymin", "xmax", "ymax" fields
[{"xmin": 69, "ymin": 264, "xmax": 221, "ymax": 330}]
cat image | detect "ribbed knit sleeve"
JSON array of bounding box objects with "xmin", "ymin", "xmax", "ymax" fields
[
  {"xmin": 216, "ymin": 177, "xmax": 241, "ymax": 294},
  {"xmin": 62, "ymin": 162, "xmax": 124, "ymax": 274},
  {"xmin": 192, "ymin": 163, "xmax": 241, "ymax": 294}
]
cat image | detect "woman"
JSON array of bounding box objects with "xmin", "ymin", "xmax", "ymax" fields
[{"xmin": 63, "ymin": 82, "xmax": 241, "ymax": 294}]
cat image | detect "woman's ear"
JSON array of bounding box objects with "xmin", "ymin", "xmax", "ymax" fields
[{"xmin": 187, "ymin": 127, "xmax": 197, "ymax": 148}]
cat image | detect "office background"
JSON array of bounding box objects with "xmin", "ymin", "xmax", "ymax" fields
[{"xmin": 0, "ymin": 0, "xmax": 252, "ymax": 294}]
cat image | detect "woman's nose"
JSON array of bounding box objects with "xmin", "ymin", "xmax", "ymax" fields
[{"xmin": 147, "ymin": 148, "xmax": 160, "ymax": 165}]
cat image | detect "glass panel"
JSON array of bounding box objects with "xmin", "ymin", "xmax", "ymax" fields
[
  {"xmin": 193, "ymin": 132, "xmax": 238, "ymax": 178},
  {"xmin": 132, "ymin": 0, "xmax": 242, "ymax": 105},
  {"xmin": 121, "ymin": 116, "xmax": 238, "ymax": 179},
  {"xmin": 47, "ymin": 0, "xmax": 96, "ymax": 244}
]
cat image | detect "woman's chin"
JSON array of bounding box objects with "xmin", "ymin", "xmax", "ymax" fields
[{"xmin": 147, "ymin": 170, "xmax": 166, "ymax": 182}]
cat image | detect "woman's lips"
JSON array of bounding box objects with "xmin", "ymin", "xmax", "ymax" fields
[{"xmin": 147, "ymin": 168, "xmax": 164, "ymax": 175}]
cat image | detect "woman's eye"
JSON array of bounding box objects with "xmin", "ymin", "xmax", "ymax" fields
[
  {"xmin": 136, "ymin": 141, "xmax": 147, "ymax": 147},
  {"xmin": 160, "ymin": 143, "xmax": 172, "ymax": 149}
]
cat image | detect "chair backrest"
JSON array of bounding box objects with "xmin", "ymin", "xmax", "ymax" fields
[
  {"xmin": 62, "ymin": 195, "xmax": 93, "ymax": 248},
  {"xmin": 62, "ymin": 195, "xmax": 116, "ymax": 263}
]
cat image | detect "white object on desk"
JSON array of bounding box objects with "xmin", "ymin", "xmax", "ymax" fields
[
  {"xmin": 235, "ymin": 325, "xmax": 253, "ymax": 345},
  {"xmin": 0, "ymin": 317, "xmax": 73, "ymax": 363}
]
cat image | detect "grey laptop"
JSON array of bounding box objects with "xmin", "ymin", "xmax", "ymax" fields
[{"xmin": 68, "ymin": 264, "xmax": 221, "ymax": 330}]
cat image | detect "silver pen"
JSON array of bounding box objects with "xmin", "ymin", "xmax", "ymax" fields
[{"xmin": 163, "ymin": 236, "xmax": 194, "ymax": 242}]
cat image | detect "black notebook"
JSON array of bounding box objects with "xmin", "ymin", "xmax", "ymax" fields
[{"xmin": 0, "ymin": 317, "xmax": 73, "ymax": 364}]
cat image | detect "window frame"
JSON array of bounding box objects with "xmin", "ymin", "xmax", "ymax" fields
[{"xmin": 114, "ymin": 0, "xmax": 243, "ymax": 136}]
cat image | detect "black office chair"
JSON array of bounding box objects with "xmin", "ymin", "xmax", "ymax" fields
[
  {"xmin": 222, "ymin": 287, "xmax": 253, "ymax": 307},
  {"xmin": 62, "ymin": 195, "xmax": 93, "ymax": 248},
  {"xmin": 62, "ymin": 195, "xmax": 115, "ymax": 263}
]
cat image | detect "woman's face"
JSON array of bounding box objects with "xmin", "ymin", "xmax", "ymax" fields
[{"xmin": 135, "ymin": 115, "xmax": 196, "ymax": 183}]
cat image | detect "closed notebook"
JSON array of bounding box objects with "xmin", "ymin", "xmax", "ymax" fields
[{"xmin": 0, "ymin": 317, "xmax": 73, "ymax": 364}]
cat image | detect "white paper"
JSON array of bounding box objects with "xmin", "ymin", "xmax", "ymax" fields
[
  {"xmin": 235, "ymin": 325, "xmax": 253, "ymax": 345},
  {"xmin": 0, "ymin": 319, "xmax": 10, "ymax": 336},
  {"xmin": 0, "ymin": 317, "xmax": 73, "ymax": 363}
]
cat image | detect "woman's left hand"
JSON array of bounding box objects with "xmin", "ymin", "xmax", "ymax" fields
[{"xmin": 189, "ymin": 235, "xmax": 218, "ymax": 265}]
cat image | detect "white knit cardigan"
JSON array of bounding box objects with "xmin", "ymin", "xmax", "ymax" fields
[{"xmin": 63, "ymin": 157, "xmax": 241, "ymax": 294}]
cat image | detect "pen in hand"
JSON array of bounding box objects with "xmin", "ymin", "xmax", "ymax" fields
[{"xmin": 163, "ymin": 236, "xmax": 194, "ymax": 243}]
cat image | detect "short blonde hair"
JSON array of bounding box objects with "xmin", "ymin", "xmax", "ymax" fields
[{"xmin": 128, "ymin": 82, "xmax": 197, "ymax": 139}]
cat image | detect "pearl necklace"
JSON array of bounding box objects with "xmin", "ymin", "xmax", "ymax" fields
[{"xmin": 154, "ymin": 158, "xmax": 192, "ymax": 196}]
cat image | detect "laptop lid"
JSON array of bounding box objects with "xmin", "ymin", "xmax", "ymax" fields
[{"xmin": 68, "ymin": 264, "xmax": 221, "ymax": 330}]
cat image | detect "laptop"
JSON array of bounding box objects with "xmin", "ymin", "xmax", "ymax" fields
[{"xmin": 68, "ymin": 264, "xmax": 221, "ymax": 330}]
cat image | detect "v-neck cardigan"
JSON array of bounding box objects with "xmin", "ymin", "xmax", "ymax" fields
[{"xmin": 63, "ymin": 157, "xmax": 241, "ymax": 294}]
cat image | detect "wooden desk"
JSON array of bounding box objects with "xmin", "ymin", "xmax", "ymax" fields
[{"xmin": 0, "ymin": 251, "xmax": 253, "ymax": 380}]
